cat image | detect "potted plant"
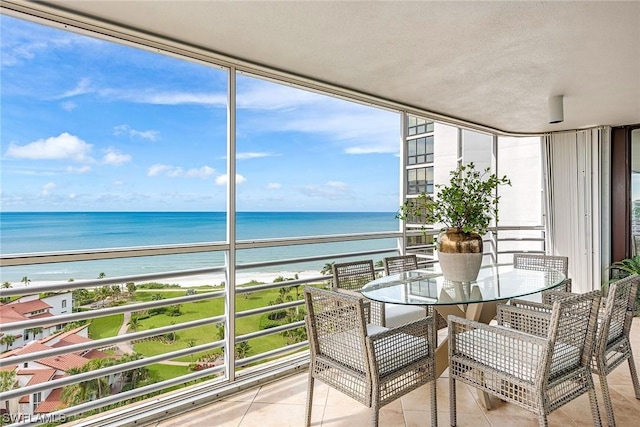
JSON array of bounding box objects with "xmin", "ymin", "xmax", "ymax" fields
[
  {"xmin": 606, "ymin": 255, "xmax": 640, "ymax": 314},
  {"xmin": 397, "ymin": 162, "xmax": 511, "ymax": 281}
]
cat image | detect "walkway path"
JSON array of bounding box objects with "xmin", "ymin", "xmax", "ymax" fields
[{"xmin": 114, "ymin": 309, "xmax": 191, "ymax": 367}]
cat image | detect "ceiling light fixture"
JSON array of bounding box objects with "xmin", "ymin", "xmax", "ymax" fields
[{"xmin": 548, "ymin": 95, "xmax": 564, "ymax": 124}]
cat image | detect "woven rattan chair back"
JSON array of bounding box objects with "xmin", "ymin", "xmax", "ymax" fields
[
  {"xmin": 449, "ymin": 290, "xmax": 602, "ymax": 427},
  {"xmin": 593, "ymin": 274, "xmax": 640, "ymax": 426},
  {"xmin": 303, "ymin": 286, "xmax": 438, "ymax": 427},
  {"xmin": 383, "ymin": 254, "xmax": 446, "ymax": 330},
  {"xmin": 383, "ymin": 254, "xmax": 418, "ymax": 275},
  {"xmin": 332, "ymin": 259, "xmax": 384, "ymax": 325},
  {"xmin": 332, "ymin": 259, "xmax": 376, "ymax": 292},
  {"xmin": 513, "ymin": 253, "xmax": 568, "ymax": 275},
  {"xmin": 513, "ymin": 253, "xmax": 571, "ymax": 292}
]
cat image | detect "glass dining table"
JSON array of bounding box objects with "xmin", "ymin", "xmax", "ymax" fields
[{"xmin": 361, "ymin": 263, "xmax": 566, "ymax": 409}]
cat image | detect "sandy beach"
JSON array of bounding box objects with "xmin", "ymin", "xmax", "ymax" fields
[{"xmin": 3, "ymin": 270, "xmax": 327, "ymax": 290}]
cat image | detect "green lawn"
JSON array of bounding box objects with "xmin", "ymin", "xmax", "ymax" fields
[
  {"xmin": 88, "ymin": 313, "xmax": 124, "ymax": 339},
  {"xmin": 83, "ymin": 283, "xmax": 314, "ymax": 385},
  {"xmin": 131, "ymin": 284, "xmax": 310, "ymax": 361}
]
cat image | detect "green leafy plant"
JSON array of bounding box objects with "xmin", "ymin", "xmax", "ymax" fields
[
  {"xmin": 397, "ymin": 162, "xmax": 511, "ymax": 236},
  {"xmin": 606, "ymin": 255, "xmax": 640, "ymax": 315}
]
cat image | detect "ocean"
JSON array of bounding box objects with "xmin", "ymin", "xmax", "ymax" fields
[{"xmin": 0, "ymin": 212, "xmax": 399, "ymax": 284}]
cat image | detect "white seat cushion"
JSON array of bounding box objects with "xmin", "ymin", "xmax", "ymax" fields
[
  {"xmin": 384, "ymin": 303, "xmax": 426, "ymax": 328},
  {"xmin": 376, "ymin": 332, "xmax": 430, "ymax": 375},
  {"xmin": 456, "ymin": 328, "xmax": 580, "ymax": 382}
]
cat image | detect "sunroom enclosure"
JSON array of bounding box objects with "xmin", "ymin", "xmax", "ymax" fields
[{"xmin": 0, "ymin": 7, "xmax": 613, "ymax": 426}]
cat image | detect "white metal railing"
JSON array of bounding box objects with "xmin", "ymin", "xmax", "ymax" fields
[{"xmin": 0, "ymin": 227, "xmax": 545, "ymax": 426}]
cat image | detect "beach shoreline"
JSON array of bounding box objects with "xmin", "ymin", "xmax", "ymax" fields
[{"xmin": 3, "ymin": 270, "xmax": 328, "ymax": 290}]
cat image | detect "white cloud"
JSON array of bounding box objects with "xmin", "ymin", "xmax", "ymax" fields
[
  {"xmin": 59, "ymin": 77, "xmax": 92, "ymax": 98},
  {"xmin": 113, "ymin": 181, "xmax": 124, "ymax": 186},
  {"xmin": 113, "ymin": 124, "xmax": 159, "ymax": 141},
  {"xmin": 104, "ymin": 90, "xmax": 226, "ymax": 106},
  {"xmin": 2, "ymin": 40, "xmax": 48, "ymax": 66},
  {"xmin": 267, "ymin": 183, "xmax": 281, "ymax": 190},
  {"xmin": 6, "ymin": 133, "xmax": 93, "ymax": 162},
  {"xmin": 185, "ymin": 166, "xmax": 215, "ymax": 178},
  {"xmin": 68, "ymin": 193, "xmax": 76, "ymax": 199},
  {"xmin": 237, "ymin": 152, "xmax": 279, "ymax": 160},
  {"xmin": 147, "ymin": 164, "xmax": 215, "ymax": 179},
  {"xmin": 215, "ymin": 174, "xmax": 246, "ymax": 186},
  {"xmin": 66, "ymin": 165, "xmax": 91, "ymax": 174},
  {"xmin": 102, "ymin": 148, "xmax": 132, "ymax": 165},
  {"xmin": 301, "ymin": 181, "xmax": 352, "ymax": 200},
  {"xmin": 147, "ymin": 164, "xmax": 173, "ymax": 177},
  {"xmin": 238, "ymin": 79, "xmax": 400, "ymax": 154},
  {"xmin": 237, "ymin": 80, "xmax": 320, "ymax": 110},
  {"xmin": 41, "ymin": 182, "xmax": 56, "ymax": 196},
  {"xmin": 61, "ymin": 101, "xmax": 77, "ymax": 111}
]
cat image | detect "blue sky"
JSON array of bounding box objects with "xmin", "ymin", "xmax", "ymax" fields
[{"xmin": 0, "ymin": 15, "xmax": 401, "ymax": 212}]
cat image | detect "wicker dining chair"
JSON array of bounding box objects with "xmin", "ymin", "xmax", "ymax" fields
[
  {"xmin": 333, "ymin": 259, "xmax": 426, "ymax": 327},
  {"xmin": 513, "ymin": 253, "xmax": 572, "ymax": 293},
  {"xmin": 383, "ymin": 254, "xmax": 419, "ymax": 275},
  {"xmin": 449, "ymin": 290, "xmax": 603, "ymax": 427},
  {"xmin": 503, "ymin": 274, "xmax": 640, "ymax": 427},
  {"xmin": 383, "ymin": 255, "xmax": 447, "ymax": 331},
  {"xmin": 303, "ymin": 286, "xmax": 438, "ymax": 427}
]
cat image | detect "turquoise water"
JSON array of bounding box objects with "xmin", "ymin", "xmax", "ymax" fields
[{"xmin": 0, "ymin": 212, "xmax": 399, "ymax": 282}]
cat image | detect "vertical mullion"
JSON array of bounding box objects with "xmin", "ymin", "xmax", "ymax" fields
[{"xmin": 225, "ymin": 67, "xmax": 237, "ymax": 381}]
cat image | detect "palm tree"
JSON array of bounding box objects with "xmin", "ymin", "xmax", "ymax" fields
[
  {"xmin": 118, "ymin": 353, "xmax": 148, "ymax": 390},
  {"xmin": 85, "ymin": 358, "xmax": 113, "ymax": 400},
  {"xmin": 1, "ymin": 281, "xmax": 11, "ymax": 303},
  {"xmin": 320, "ymin": 262, "xmax": 335, "ymax": 275},
  {"xmin": 234, "ymin": 341, "xmax": 251, "ymax": 359},
  {"xmin": 0, "ymin": 369, "xmax": 17, "ymax": 415},
  {"xmin": 126, "ymin": 282, "xmax": 136, "ymax": 300},
  {"xmin": 127, "ymin": 315, "xmax": 141, "ymax": 332},
  {"xmin": 186, "ymin": 339, "xmax": 197, "ymax": 363},
  {"xmin": 97, "ymin": 272, "xmax": 106, "ymax": 279},
  {"xmin": 20, "ymin": 276, "xmax": 30, "ymax": 287},
  {"xmin": 111, "ymin": 285, "xmax": 121, "ymax": 301},
  {"xmin": 0, "ymin": 334, "xmax": 17, "ymax": 352},
  {"xmin": 61, "ymin": 366, "xmax": 88, "ymax": 406}
]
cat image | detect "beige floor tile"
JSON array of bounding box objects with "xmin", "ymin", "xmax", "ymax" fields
[
  {"xmin": 222, "ymin": 387, "xmax": 260, "ymax": 403},
  {"xmin": 253, "ymin": 373, "xmax": 328, "ymax": 406},
  {"xmin": 320, "ymin": 401, "xmax": 371, "ymax": 426},
  {"xmin": 155, "ymin": 399, "xmax": 252, "ymax": 427},
  {"xmin": 239, "ymin": 402, "xmax": 320, "ymax": 427},
  {"xmin": 156, "ymin": 318, "xmax": 640, "ymax": 427}
]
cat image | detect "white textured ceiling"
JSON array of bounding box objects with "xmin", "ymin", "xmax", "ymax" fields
[{"xmin": 11, "ymin": 0, "xmax": 640, "ymax": 133}]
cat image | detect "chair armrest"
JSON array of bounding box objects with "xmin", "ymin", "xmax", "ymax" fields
[
  {"xmin": 366, "ymin": 316, "xmax": 435, "ymax": 376},
  {"xmin": 333, "ymin": 288, "xmax": 377, "ymax": 324},
  {"xmin": 449, "ymin": 315, "xmax": 549, "ymax": 383},
  {"xmin": 334, "ymin": 288, "xmax": 364, "ymax": 298},
  {"xmin": 496, "ymin": 304, "xmax": 552, "ymax": 337},
  {"xmin": 508, "ymin": 299, "xmax": 551, "ymax": 311},
  {"xmin": 541, "ymin": 289, "xmax": 574, "ymax": 305}
]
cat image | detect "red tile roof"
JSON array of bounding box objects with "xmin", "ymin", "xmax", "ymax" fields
[
  {"xmin": 0, "ymin": 306, "xmax": 28, "ymax": 324},
  {"xmin": 5, "ymin": 299, "xmax": 51, "ymax": 315},
  {"xmin": 35, "ymin": 387, "xmax": 66, "ymax": 413},
  {"xmin": 17, "ymin": 369, "xmax": 57, "ymax": 404},
  {"xmin": 38, "ymin": 353, "xmax": 89, "ymax": 372},
  {"xmin": 18, "ymin": 368, "xmax": 57, "ymax": 386},
  {"xmin": 39, "ymin": 325, "xmax": 89, "ymax": 345},
  {"xmin": 0, "ymin": 342, "xmax": 52, "ymax": 359}
]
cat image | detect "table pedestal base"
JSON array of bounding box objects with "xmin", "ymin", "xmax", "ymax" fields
[{"xmin": 434, "ymin": 298, "xmax": 505, "ymax": 410}]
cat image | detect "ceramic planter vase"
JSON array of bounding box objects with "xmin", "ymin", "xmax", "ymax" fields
[{"xmin": 437, "ymin": 228, "xmax": 483, "ymax": 282}]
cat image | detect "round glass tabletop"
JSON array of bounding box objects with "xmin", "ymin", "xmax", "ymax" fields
[{"xmin": 361, "ymin": 263, "xmax": 566, "ymax": 306}]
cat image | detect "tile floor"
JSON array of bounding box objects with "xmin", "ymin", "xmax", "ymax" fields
[{"xmin": 153, "ymin": 319, "xmax": 640, "ymax": 427}]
